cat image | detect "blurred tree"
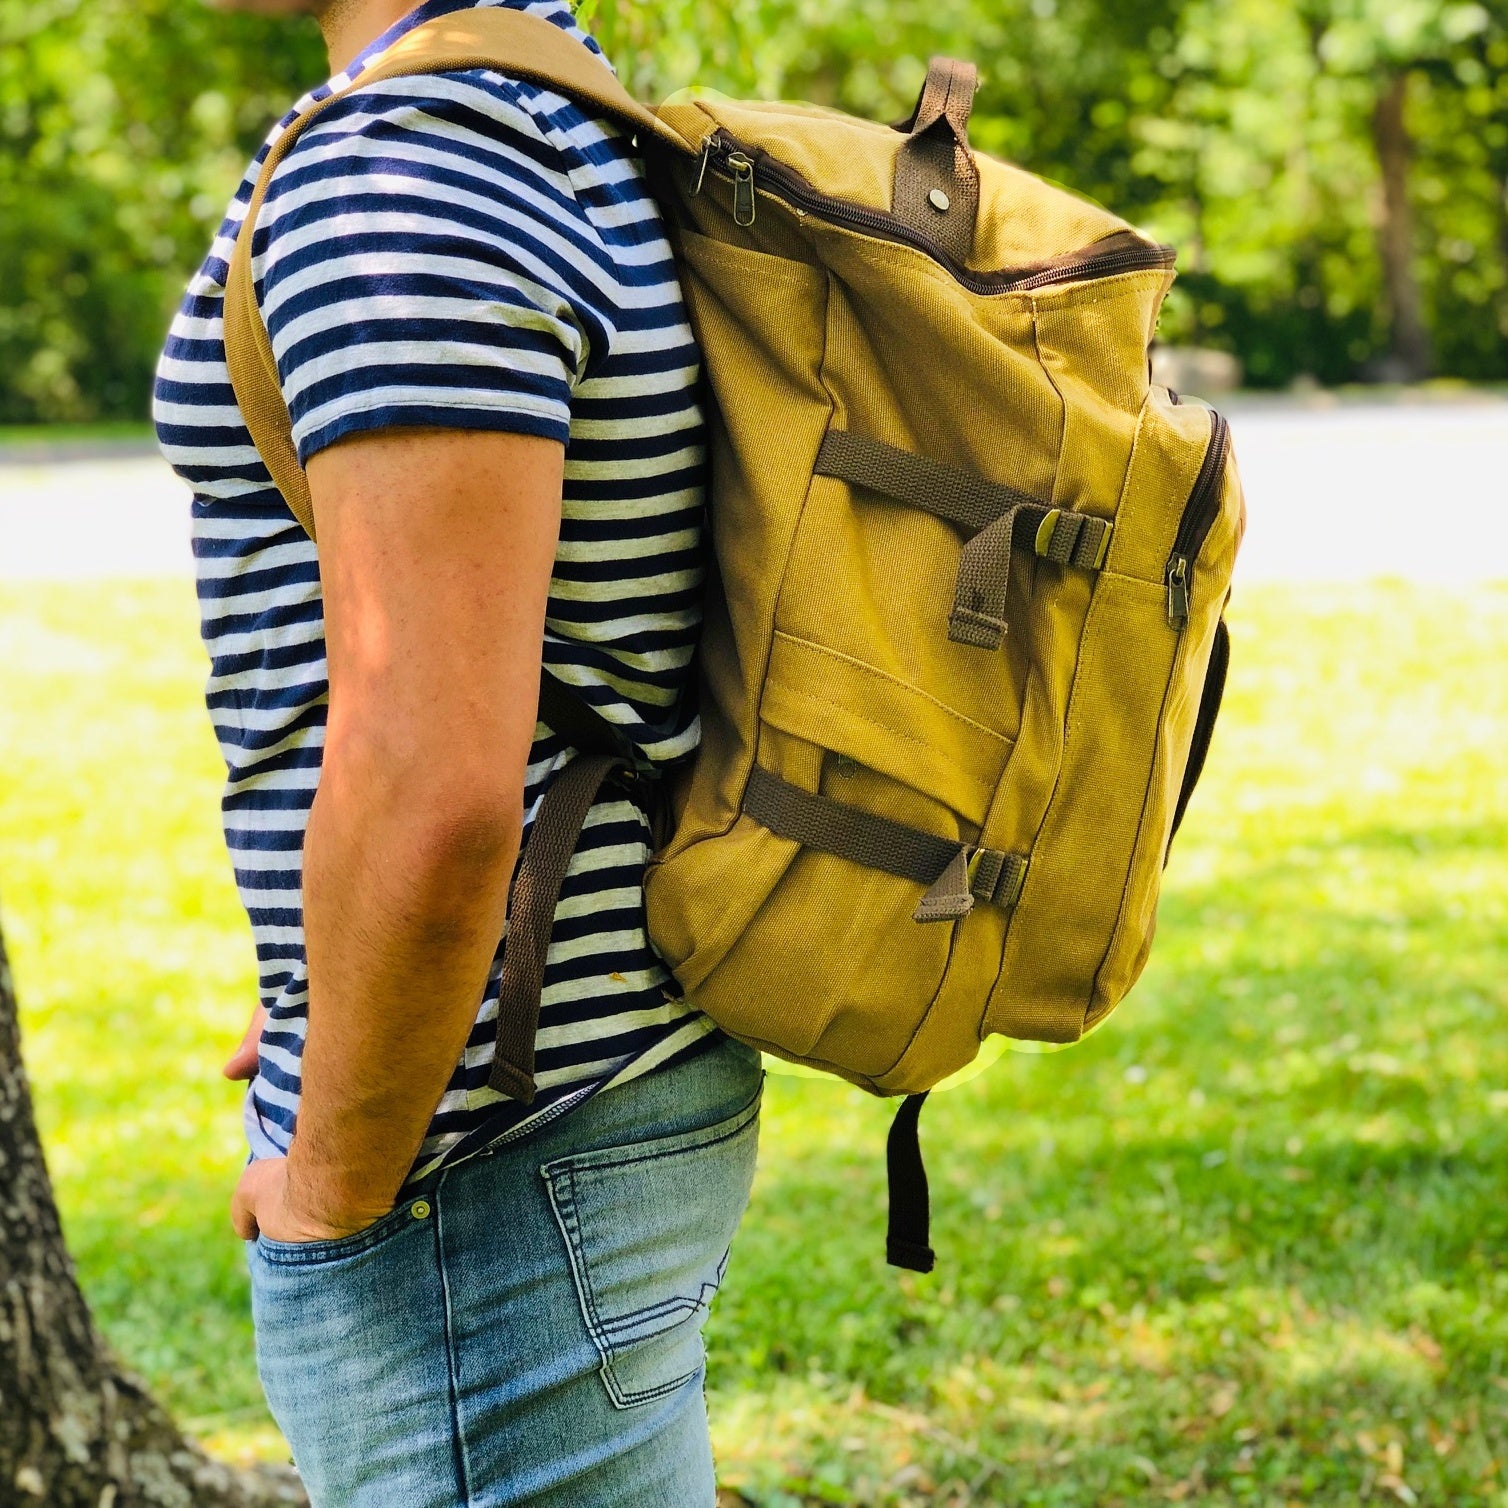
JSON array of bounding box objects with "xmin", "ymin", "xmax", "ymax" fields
[
  {"xmin": 1402, "ymin": 6, "xmax": 1508, "ymax": 378},
  {"xmin": 0, "ymin": 0, "xmax": 324, "ymax": 422},
  {"xmin": 2, "ymin": 0, "xmax": 1505, "ymax": 417},
  {"xmin": 0, "ymin": 916, "xmax": 305, "ymax": 1506},
  {"xmin": 1291, "ymin": 0, "xmax": 1498, "ymax": 379}
]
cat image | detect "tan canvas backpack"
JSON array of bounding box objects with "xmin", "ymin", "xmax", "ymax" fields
[{"xmin": 225, "ymin": 9, "xmax": 1245, "ymax": 1271}]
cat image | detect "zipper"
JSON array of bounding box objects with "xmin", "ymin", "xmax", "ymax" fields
[
  {"xmin": 696, "ymin": 131, "xmax": 1176, "ymax": 296},
  {"xmin": 1164, "ymin": 409, "xmax": 1231, "ymax": 630},
  {"xmin": 726, "ymin": 150, "xmax": 757, "ymax": 227}
]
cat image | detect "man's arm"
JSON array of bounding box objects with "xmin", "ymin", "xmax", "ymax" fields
[{"xmin": 233, "ymin": 426, "xmax": 563, "ymax": 1242}]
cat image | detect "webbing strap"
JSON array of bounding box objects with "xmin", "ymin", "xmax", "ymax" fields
[
  {"xmin": 492, "ymin": 673, "xmax": 660, "ymax": 1101},
  {"xmin": 892, "ymin": 58, "xmax": 980, "ymax": 265},
  {"xmin": 742, "ymin": 766, "xmax": 1026, "ymax": 914},
  {"xmin": 951, "ymin": 506, "xmax": 1022, "ymax": 649},
  {"xmin": 886, "ymin": 1093, "xmax": 935, "ymax": 1272},
  {"xmin": 490, "ymin": 752, "xmax": 627, "ymax": 1102},
  {"xmin": 223, "ymin": 8, "xmax": 687, "ymax": 543},
  {"xmin": 537, "ymin": 671, "xmax": 641, "ymax": 766},
  {"xmin": 816, "ymin": 429, "xmax": 1038, "ymax": 535},
  {"xmin": 813, "ymin": 430, "xmax": 1111, "ymax": 651}
]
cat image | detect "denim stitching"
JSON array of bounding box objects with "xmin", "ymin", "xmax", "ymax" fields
[
  {"xmin": 253, "ymin": 1202, "xmax": 412, "ymax": 1267},
  {"xmin": 597, "ymin": 1286, "xmax": 713, "ymax": 1337},
  {"xmin": 540, "ymin": 1087, "xmax": 761, "ymax": 1180},
  {"xmin": 542, "ymin": 1165, "xmax": 655, "ymax": 1407},
  {"xmin": 433, "ymin": 1179, "xmax": 474, "ymax": 1506},
  {"xmin": 540, "ymin": 1090, "xmax": 760, "ymax": 1409}
]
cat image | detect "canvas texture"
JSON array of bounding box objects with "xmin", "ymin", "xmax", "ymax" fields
[{"xmin": 224, "ymin": 8, "xmax": 1246, "ymax": 1104}]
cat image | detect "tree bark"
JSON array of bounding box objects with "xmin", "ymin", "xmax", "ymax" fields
[
  {"xmin": 0, "ymin": 917, "xmax": 305, "ymax": 1507},
  {"xmin": 1371, "ymin": 68, "xmax": 1432, "ymax": 381}
]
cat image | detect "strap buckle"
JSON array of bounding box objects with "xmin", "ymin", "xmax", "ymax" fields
[
  {"xmin": 967, "ymin": 848, "xmax": 1029, "ymax": 909},
  {"xmin": 914, "ymin": 845, "xmax": 1028, "ymax": 923},
  {"xmin": 1034, "ymin": 508, "xmax": 1112, "ymax": 570}
]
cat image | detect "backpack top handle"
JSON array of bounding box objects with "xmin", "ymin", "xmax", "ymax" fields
[{"xmin": 893, "ymin": 57, "xmax": 981, "ymax": 264}]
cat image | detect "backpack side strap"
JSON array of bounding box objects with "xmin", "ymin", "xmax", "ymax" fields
[
  {"xmin": 814, "ymin": 429, "xmax": 1112, "ymax": 652},
  {"xmin": 490, "ymin": 751, "xmax": 632, "ymax": 1103},
  {"xmin": 742, "ymin": 765, "xmax": 1028, "ymax": 923}
]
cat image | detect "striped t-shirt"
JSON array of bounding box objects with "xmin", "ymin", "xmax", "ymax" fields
[{"xmin": 152, "ymin": 0, "xmax": 714, "ymax": 1179}]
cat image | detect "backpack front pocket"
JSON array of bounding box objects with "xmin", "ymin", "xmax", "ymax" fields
[{"xmin": 682, "ymin": 618, "xmax": 1024, "ymax": 1084}]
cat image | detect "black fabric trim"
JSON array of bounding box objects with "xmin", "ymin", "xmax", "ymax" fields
[
  {"xmin": 885, "ymin": 1093, "xmax": 936, "ymax": 1273},
  {"xmin": 1167, "ymin": 615, "xmax": 1230, "ymax": 857}
]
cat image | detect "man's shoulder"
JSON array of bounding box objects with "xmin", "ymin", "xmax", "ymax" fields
[{"xmin": 274, "ymin": 61, "xmax": 628, "ymax": 191}]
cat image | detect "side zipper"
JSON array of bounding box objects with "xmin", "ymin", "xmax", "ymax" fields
[
  {"xmin": 1164, "ymin": 409, "xmax": 1231, "ymax": 631},
  {"xmin": 1166, "ymin": 617, "xmax": 1230, "ymax": 857},
  {"xmin": 695, "ymin": 131, "xmax": 1176, "ymax": 296}
]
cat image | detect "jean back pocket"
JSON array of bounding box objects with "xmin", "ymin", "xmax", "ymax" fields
[{"xmin": 541, "ymin": 1085, "xmax": 760, "ymax": 1409}]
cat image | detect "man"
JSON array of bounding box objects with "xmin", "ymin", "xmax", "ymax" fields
[{"xmin": 152, "ymin": 0, "xmax": 761, "ymax": 1501}]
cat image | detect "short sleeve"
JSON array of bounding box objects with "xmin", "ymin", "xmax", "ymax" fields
[{"xmin": 254, "ymin": 73, "xmax": 618, "ymax": 463}]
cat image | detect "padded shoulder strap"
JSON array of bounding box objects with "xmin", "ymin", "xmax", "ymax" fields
[{"xmin": 223, "ymin": 8, "xmax": 689, "ymax": 539}]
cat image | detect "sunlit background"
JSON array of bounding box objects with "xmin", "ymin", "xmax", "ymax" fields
[{"xmin": 2, "ymin": 0, "xmax": 1507, "ymax": 1502}]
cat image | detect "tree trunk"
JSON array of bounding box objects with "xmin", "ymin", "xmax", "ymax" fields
[
  {"xmin": 0, "ymin": 917, "xmax": 305, "ymax": 1507},
  {"xmin": 1495, "ymin": 168, "xmax": 1508, "ymax": 357},
  {"xmin": 1371, "ymin": 68, "xmax": 1432, "ymax": 381}
]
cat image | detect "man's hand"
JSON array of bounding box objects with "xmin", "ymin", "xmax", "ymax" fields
[
  {"xmin": 224, "ymin": 1005, "xmax": 268, "ymax": 1081},
  {"xmin": 231, "ymin": 1156, "xmax": 391, "ymax": 1243}
]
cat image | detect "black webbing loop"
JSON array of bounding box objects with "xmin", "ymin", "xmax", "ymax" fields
[
  {"xmin": 886, "ymin": 1093, "xmax": 935, "ymax": 1272},
  {"xmin": 1166, "ymin": 615, "xmax": 1230, "ymax": 859}
]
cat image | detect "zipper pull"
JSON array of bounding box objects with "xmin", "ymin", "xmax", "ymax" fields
[
  {"xmin": 726, "ymin": 151, "xmax": 757, "ymax": 227},
  {"xmin": 693, "ymin": 137, "xmax": 715, "ymax": 197},
  {"xmin": 1166, "ymin": 555, "xmax": 1190, "ymax": 630}
]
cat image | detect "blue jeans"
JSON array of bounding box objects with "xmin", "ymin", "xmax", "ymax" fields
[{"xmin": 248, "ymin": 1035, "xmax": 762, "ymax": 1507}]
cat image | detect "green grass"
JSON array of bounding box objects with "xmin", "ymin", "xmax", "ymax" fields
[
  {"xmin": 1, "ymin": 580, "xmax": 1505, "ymax": 1504},
  {"xmin": 0, "ymin": 422, "xmax": 156, "ymax": 446}
]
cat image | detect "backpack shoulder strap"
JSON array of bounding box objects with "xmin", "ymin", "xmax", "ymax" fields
[{"xmin": 223, "ymin": 8, "xmax": 689, "ymax": 538}]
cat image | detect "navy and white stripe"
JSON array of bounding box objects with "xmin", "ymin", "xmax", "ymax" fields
[{"xmin": 153, "ymin": 0, "xmax": 714, "ymax": 1180}]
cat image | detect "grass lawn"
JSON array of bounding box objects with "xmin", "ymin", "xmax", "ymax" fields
[
  {"xmin": 0, "ymin": 422, "xmax": 156, "ymax": 446},
  {"xmin": 1, "ymin": 578, "xmax": 1504, "ymax": 1505}
]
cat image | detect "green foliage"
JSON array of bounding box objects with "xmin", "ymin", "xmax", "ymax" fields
[
  {"xmin": 2, "ymin": 579, "xmax": 1506, "ymax": 1501},
  {"xmin": 0, "ymin": 0, "xmax": 325, "ymax": 422},
  {"xmin": 2, "ymin": 0, "xmax": 1507, "ymax": 419}
]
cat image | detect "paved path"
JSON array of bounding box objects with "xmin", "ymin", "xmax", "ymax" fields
[
  {"xmin": 2, "ymin": 399, "xmax": 1505, "ymax": 582},
  {"xmin": 1, "ymin": 452, "xmax": 194, "ymax": 581},
  {"xmin": 1221, "ymin": 396, "xmax": 1507, "ymax": 584}
]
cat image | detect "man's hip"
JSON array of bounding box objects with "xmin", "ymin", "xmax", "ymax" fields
[{"xmin": 248, "ymin": 1032, "xmax": 763, "ymax": 1508}]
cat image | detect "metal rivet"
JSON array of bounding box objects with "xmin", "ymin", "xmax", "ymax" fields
[
  {"xmin": 410, "ymin": 1200, "xmax": 431, "ymax": 1220},
  {"xmin": 928, "ymin": 188, "xmax": 951, "ymax": 213}
]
